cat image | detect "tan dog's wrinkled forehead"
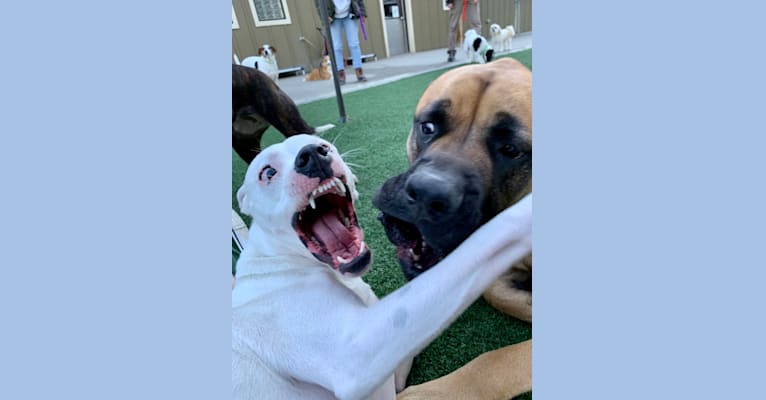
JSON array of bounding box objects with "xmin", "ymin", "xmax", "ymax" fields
[{"xmin": 408, "ymin": 58, "xmax": 531, "ymax": 161}]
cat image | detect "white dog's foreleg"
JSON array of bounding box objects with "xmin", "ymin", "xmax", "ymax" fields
[
  {"xmin": 329, "ymin": 195, "xmax": 533, "ymax": 400},
  {"xmin": 394, "ymin": 357, "xmax": 413, "ymax": 392}
]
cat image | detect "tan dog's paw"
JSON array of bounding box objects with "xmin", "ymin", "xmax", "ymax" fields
[
  {"xmin": 483, "ymin": 281, "xmax": 531, "ymax": 322},
  {"xmin": 397, "ymin": 384, "xmax": 455, "ymax": 400},
  {"xmin": 483, "ymin": 260, "xmax": 532, "ymax": 322}
]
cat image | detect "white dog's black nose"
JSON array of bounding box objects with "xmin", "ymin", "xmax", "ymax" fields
[{"xmin": 295, "ymin": 143, "xmax": 333, "ymax": 180}]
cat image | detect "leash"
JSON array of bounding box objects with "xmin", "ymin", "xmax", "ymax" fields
[{"xmin": 357, "ymin": 0, "xmax": 367, "ymax": 40}]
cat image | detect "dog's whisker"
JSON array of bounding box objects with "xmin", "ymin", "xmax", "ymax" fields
[
  {"xmin": 344, "ymin": 162, "xmax": 367, "ymax": 170},
  {"xmin": 340, "ymin": 148, "xmax": 366, "ymax": 159},
  {"xmin": 330, "ymin": 131, "xmax": 347, "ymax": 146}
]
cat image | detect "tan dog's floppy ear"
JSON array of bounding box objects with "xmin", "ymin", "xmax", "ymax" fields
[
  {"xmin": 270, "ymin": 46, "xmax": 277, "ymax": 54},
  {"xmin": 257, "ymin": 46, "xmax": 265, "ymax": 56},
  {"xmin": 237, "ymin": 185, "xmax": 252, "ymax": 216}
]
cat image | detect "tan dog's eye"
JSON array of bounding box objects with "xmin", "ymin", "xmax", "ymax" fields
[
  {"xmin": 258, "ymin": 165, "xmax": 277, "ymax": 181},
  {"xmin": 420, "ymin": 122, "xmax": 436, "ymax": 135},
  {"xmin": 500, "ymin": 144, "xmax": 522, "ymax": 159}
]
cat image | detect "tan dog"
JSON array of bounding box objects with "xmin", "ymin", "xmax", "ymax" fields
[
  {"xmin": 373, "ymin": 58, "xmax": 532, "ymax": 399},
  {"xmin": 305, "ymin": 55, "xmax": 332, "ymax": 81}
]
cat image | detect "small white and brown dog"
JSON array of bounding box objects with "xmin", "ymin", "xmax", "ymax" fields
[
  {"xmin": 241, "ymin": 44, "xmax": 279, "ymax": 81},
  {"xmin": 489, "ymin": 23, "xmax": 516, "ymax": 53},
  {"xmin": 463, "ymin": 29, "xmax": 494, "ymax": 64},
  {"xmin": 232, "ymin": 134, "xmax": 532, "ymax": 400}
]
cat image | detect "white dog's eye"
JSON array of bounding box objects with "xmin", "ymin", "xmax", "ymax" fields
[
  {"xmin": 258, "ymin": 165, "xmax": 277, "ymax": 181},
  {"xmin": 420, "ymin": 122, "xmax": 436, "ymax": 135}
]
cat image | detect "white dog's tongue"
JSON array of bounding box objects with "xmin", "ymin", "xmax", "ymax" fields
[{"xmin": 312, "ymin": 213, "xmax": 356, "ymax": 255}]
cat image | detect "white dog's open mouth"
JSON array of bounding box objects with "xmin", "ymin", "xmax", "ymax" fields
[{"xmin": 292, "ymin": 176, "xmax": 369, "ymax": 275}]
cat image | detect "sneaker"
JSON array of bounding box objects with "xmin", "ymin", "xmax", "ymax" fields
[
  {"xmin": 447, "ymin": 50, "xmax": 456, "ymax": 62},
  {"xmin": 337, "ymin": 70, "xmax": 346, "ymax": 85}
]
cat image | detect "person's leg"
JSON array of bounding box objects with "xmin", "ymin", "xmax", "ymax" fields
[
  {"xmin": 329, "ymin": 19, "xmax": 346, "ymax": 83},
  {"xmin": 447, "ymin": 6, "xmax": 461, "ymax": 53},
  {"xmin": 446, "ymin": 5, "xmax": 461, "ymax": 61},
  {"xmin": 343, "ymin": 17, "xmax": 367, "ymax": 81},
  {"xmin": 467, "ymin": 2, "xmax": 482, "ymax": 34},
  {"xmin": 343, "ymin": 17, "xmax": 362, "ymax": 68}
]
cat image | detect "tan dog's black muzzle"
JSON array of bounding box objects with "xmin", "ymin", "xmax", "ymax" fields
[
  {"xmin": 373, "ymin": 154, "xmax": 485, "ymax": 279},
  {"xmin": 404, "ymin": 165, "xmax": 465, "ymax": 221}
]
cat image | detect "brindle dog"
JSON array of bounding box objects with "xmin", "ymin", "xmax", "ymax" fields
[{"xmin": 232, "ymin": 64, "xmax": 317, "ymax": 164}]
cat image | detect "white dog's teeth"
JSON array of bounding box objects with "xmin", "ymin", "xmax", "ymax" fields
[
  {"xmin": 344, "ymin": 217, "xmax": 350, "ymax": 227},
  {"xmin": 336, "ymin": 177, "xmax": 347, "ymax": 194},
  {"xmin": 336, "ymin": 255, "xmax": 351, "ymax": 264},
  {"xmin": 358, "ymin": 241, "xmax": 367, "ymax": 256},
  {"xmin": 309, "ymin": 197, "xmax": 316, "ymax": 209}
]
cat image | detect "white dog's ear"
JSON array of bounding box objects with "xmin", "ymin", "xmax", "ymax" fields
[
  {"xmin": 270, "ymin": 46, "xmax": 277, "ymax": 54},
  {"xmin": 237, "ymin": 185, "xmax": 253, "ymax": 216}
]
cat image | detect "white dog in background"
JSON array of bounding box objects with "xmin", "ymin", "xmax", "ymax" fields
[
  {"xmin": 232, "ymin": 134, "xmax": 533, "ymax": 400},
  {"xmin": 489, "ymin": 23, "xmax": 516, "ymax": 53},
  {"xmin": 463, "ymin": 29, "xmax": 494, "ymax": 64},
  {"xmin": 241, "ymin": 44, "xmax": 279, "ymax": 81}
]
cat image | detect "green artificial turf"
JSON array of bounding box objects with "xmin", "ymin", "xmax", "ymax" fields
[{"xmin": 233, "ymin": 50, "xmax": 532, "ymax": 399}]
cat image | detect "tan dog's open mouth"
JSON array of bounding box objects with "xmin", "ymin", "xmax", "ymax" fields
[
  {"xmin": 292, "ymin": 176, "xmax": 370, "ymax": 276},
  {"xmin": 377, "ymin": 213, "xmax": 442, "ymax": 280}
]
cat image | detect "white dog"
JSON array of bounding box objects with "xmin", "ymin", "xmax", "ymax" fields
[
  {"xmin": 241, "ymin": 44, "xmax": 279, "ymax": 81},
  {"xmin": 232, "ymin": 134, "xmax": 532, "ymax": 400},
  {"xmin": 463, "ymin": 29, "xmax": 494, "ymax": 64},
  {"xmin": 489, "ymin": 23, "xmax": 516, "ymax": 52}
]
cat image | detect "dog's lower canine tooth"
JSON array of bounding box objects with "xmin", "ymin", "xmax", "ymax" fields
[
  {"xmin": 336, "ymin": 255, "xmax": 350, "ymax": 264},
  {"xmin": 309, "ymin": 197, "xmax": 316, "ymax": 209}
]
